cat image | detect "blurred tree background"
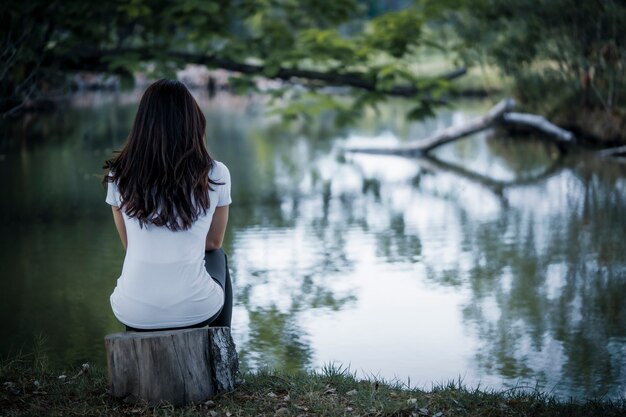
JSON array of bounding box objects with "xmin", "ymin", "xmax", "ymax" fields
[
  {"xmin": 2, "ymin": 0, "xmax": 625, "ymax": 143},
  {"xmin": 450, "ymin": 0, "xmax": 626, "ymax": 144}
]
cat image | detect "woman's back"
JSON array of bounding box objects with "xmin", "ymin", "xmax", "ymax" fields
[
  {"xmin": 103, "ymin": 79, "xmax": 232, "ymax": 330},
  {"xmin": 107, "ymin": 161, "xmax": 231, "ymax": 264}
]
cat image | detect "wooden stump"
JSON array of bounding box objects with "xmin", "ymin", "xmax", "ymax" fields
[{"xmin": 104, "ymin": 326, "xmax": 238, "ymax": 406}]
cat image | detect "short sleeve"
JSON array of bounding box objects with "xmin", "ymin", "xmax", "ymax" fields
[
  {"xmin": 214, "ymin": 162, "xmax": 232, "ymax": 207},
  {"xmin": 105, "ymin": 176, "xmax": 121, "ymax": 207}
]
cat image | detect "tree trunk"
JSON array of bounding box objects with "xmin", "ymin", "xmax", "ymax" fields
[
  {"xmin": 104, "ymin": 326, "xmax": 238, "ymax": 406},
  {"xmin": 207, "ymin": 327, "xmax": 239, "ymax": 393}
]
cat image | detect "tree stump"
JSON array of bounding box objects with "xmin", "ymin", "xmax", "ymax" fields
[{"xmin": 104, "ymin": 326, "xmax": 238, "ymax": 406}]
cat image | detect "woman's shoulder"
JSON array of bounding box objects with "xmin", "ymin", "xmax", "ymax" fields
[{"xmin": 209, "ymin": 160, "xmax": 231, "ymax": 182}]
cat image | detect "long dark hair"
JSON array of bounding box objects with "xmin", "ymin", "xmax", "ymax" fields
[{"xmin": 103, "ymin": 79, "xmax": 220, "ymax": 231}]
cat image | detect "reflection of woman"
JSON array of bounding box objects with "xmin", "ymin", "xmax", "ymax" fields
[{"xmin": 103, "ymin": 79, "xmax": 232, "ymax": 331}]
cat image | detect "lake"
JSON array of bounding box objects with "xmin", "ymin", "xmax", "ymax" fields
[{"xmin": 0, "ymin": 91, "xmax": 624, "ymax": 400}]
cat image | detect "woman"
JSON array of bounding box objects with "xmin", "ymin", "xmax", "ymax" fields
[{"xmin": 103, "ymin": 79, "xmax": 232, "ymax": 331}]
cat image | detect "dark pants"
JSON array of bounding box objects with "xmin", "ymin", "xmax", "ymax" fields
[{"xmin": 125, "ymin": 249, "xmax": 233, "ymax": 332}]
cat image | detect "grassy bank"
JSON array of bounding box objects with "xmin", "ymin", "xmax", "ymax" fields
[{"xmin": 1, "ymin": 359, "xmax": 625, "ymax": 417}]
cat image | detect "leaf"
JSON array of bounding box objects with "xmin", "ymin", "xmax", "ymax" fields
[
  {"xmin": 228, "ymin": 75, "xmax": 258, "ymax": 95},
  {"xmin": 407, "ymin": 103, "xmax": 435, "ymax": 120},
  {"xmin": 262, "ymin": 62, "xmax": 282, "ymax": 78},
  {"xmin": 119, "ymin": 72, "xmax": 135, "ymax": 91}
]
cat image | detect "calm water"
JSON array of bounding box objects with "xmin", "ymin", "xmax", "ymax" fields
[{"xmin": 0, "ymin": 92, "xmax": 625, "ymax": 400}]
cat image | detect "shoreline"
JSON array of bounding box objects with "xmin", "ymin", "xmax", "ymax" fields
[{"xmin": 2, "ymin": 359, "xmax": 624, "ymax": 416}]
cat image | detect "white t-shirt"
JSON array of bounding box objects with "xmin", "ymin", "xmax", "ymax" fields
[{"xmin": 106, "ymin": 160, "xmax": 232, "ymax": 329}]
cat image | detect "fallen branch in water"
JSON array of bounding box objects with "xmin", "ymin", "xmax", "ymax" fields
[
  {"xmin": 344, "ymin": 98, "xmax": 515, "ymax": 156},
  {"xmin": 596, "ymin": 145, "xmax": 626, "ymax": 162},
  {"xmin": 344, "ymin": 98, "xmax": 578, "ymax": 156},
  {"xmin": 502, "ymin": 112, "xmax": 575, "ymax": 143}
]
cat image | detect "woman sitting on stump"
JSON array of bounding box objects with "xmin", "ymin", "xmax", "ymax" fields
[{"xmin": 103, "ymin": 79, "xmax": 232, "ymax": 331}]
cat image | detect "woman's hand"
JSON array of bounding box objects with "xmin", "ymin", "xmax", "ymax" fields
[{"xmin": 206, "ymin": 205, "xmax": 229, "ymax": 251}]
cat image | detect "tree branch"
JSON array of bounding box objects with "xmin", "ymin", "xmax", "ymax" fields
[
  {"xmin": 49, "ymin": 48, "xmax": 467, "ymax": 97},
  {"xmin": 343, "ymin": 99, "xmax": 582, "ymax": 156},
  {"xmin": 344, "ymin": 98, "xmax": 516, "ymax": 156},
  {"xmin": 501, "ymin": 112, "xmax": 575, "ymax": 143},
  {"xmin": 596, "ymin": 145, "xmax": 626, "ymax": 162}
]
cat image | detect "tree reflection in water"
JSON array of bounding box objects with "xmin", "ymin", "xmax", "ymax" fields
[{"xmin": 409, "ymin": 138, "xmax": 626, "ymax": 398}]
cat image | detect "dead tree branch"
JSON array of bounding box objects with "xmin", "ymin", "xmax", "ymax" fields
[
  {"xmin": 344, "ymin": 98, "xmax": 516, "ymax": 156},
  {"xmin": 344, "ymin": 98, "xmax": 579, "ymax": 156},
  {"xmin": 502, "ymin": 112, "xmax": 575, "ymax": 143}
]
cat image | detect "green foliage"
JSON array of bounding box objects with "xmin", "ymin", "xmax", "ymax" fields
[
  {"xmin": 407, "ymin": 100, "xmax": 437, "ymax": 120},
  {"xmin": 0, "ymin": 0, "xmax": 461, "ymax": 122},
  {"xmin": 451, "ymin": 0, "xmax": 626, "ymax": 112},
  {"xmin": 297, "ymin": 29, "xmax": 362, "ymax": 65},
  {"xmin": 364, "ymin": 8, "xmax": 424, "ymax": 58},
  {"xmin": 228, "ymin": 74, "xmax": 259, "ymax": 95}
]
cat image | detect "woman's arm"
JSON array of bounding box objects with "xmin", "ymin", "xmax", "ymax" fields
[
  {"xmin": 111, "ymin": 206, "xmax": 128, "ymax": 250},
  {"xmin": 206, "ymin": 205, "xmax": 229, "ymax": 251}
]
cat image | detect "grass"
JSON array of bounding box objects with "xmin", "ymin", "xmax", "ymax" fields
[
  {"xmin": 2, "ymin": 356, "xmax": 625, "ymax": 417},
  {"xmin": 409, "ymin": 51, "xmax": 510, "ymax": 95}
]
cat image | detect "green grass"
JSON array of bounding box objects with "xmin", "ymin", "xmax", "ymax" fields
[
  {"xmin": 1, "ymin": 357, "xmax": 624, "ymax": 416},
  {"xmin": 406, "ymin": 49, "xmax": 512, "ymax": 95}
]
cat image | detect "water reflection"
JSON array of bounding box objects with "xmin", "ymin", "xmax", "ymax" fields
[
  {"xmin": 0, "ymin": 92, "xmax": 624, "ymax": 399},
  {"xmin": 452, "ymin": 156, "xmax": 626, "ymax": 398}
]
